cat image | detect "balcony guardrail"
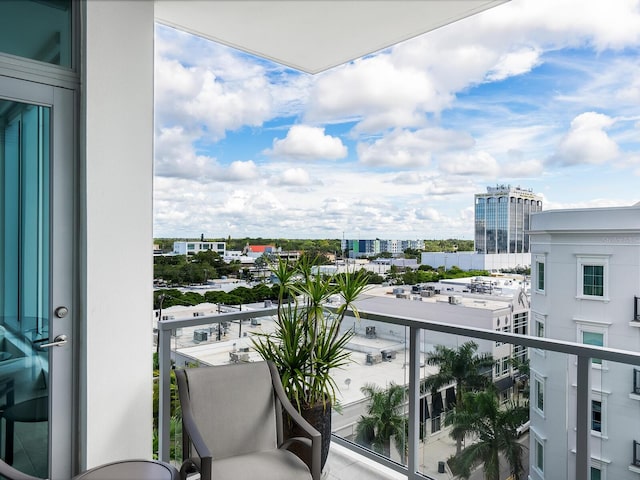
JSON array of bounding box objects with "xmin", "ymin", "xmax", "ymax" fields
[{"xmin": 157, "ymin": 304, "xmax": 640, "ymax": 480}]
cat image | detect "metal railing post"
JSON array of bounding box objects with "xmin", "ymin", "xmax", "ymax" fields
[
  {"xmin": 575, "ymin": 355, "xmax": 591, "ymax": 480},
  {"xmin": 407, "ymin": 327, "xmax": 420, "ymax": 479},
  {"xmin": 158, "ymin": 321, "xmax": 172, "ymax": 462}
]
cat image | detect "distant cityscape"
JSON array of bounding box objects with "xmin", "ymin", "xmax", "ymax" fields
[{"xmin": 154, "ymin": 184, "xmax": 640, "ymax": 479}]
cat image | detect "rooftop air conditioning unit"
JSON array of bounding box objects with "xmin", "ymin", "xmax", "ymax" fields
[
  {"xmin": 193, "ymin": 329, "xmax": 208, "ymax": 342},
  {"xmin": 366, "ymin": 353, "xmax": 382, "ymax": 365},
  {"xmin": 381, "ymin": 350, "xmax": 396, "ymax": 361},
  {"xmin": 366, "ymin": 326, "xmax": 377, "ymax": 339},
  {"xmin": 448, "ymin": 295, "xmax": 461, "ymax": 305}
]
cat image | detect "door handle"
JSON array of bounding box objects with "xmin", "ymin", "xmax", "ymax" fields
[{"xmin": 38, "ymin": 334, "xmax": 68, "ymax": 349}]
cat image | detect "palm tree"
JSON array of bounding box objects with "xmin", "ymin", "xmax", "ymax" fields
[
  {"xmin": 422, "ymin": 341, "xmax": 494, "ymax": 453},
  {"xmin": 355, "ymin": 383, "xmax": 408, "ymax": 459},
  {"xmin": 446, "ymin": 390, "xmax": 528, "ymax": 480}
]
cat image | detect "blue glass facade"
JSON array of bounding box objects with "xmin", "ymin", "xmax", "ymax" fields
[{"xmin": 474, "ymin": 186, "xmax": 542, "ymax": 254}]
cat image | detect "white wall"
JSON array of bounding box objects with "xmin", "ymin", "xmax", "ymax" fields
[
  {"xmin": 529, "ymin": 206, "xmax": 640, "ymax": 480},
  {"xmin": 82, "ymin": 1, "xmax": 154, "ymax": 468}
]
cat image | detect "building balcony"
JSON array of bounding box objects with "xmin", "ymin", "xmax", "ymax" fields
[{"xmin": 157, "ymin": 304, "xmax": 640, "ymax": 480}]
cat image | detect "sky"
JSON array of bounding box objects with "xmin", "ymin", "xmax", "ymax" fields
[{"xmin": 153, "ymin": 0, "xmax": 640, "ymax": 241}]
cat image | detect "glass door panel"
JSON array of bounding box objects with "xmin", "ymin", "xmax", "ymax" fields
[{"xmin": 0, "ymin": 99, "xmax": 51, "ymax": 477}]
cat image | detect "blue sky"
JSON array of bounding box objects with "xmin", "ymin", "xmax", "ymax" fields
[{"xmin": 153, "ymin": 0, "xmax": 640, "ymax": 240}]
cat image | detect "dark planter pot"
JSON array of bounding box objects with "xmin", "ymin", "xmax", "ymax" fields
[{"xmin": 284, "ymin": 402, "xmax": 332, "ymax": 471}]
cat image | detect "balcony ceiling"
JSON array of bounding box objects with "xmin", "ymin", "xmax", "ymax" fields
[{"xmin": 154, "ymin": 1, "xmax": 509, "ymax": 74}]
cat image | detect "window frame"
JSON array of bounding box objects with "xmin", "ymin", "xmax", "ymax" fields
[
  {"xmin": 531, "ymin": 432, "xmax": 545, "ymax": 477},
  {"xmin": 576, "ymin": 322, "xmax": 608, "ymax": 368},
  {"xmin": 534, "ymin": 254, "xmax": 546, "ymax": 294},
  {"xmin": 532, "ymin": 373, "xmax": 545, "ymax": 417},
  {"xmin": 590, "ymin": 393, "xmax": 608, "ymax": 439},
  {"xmin": 533, "ymin": 312, "xmax": 546, "ymax": 357},
  {"xmin": 576, "ymin": 255, "xmax": 609, "ymax": 301}
]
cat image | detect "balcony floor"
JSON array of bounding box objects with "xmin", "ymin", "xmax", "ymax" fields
[{"xmin": 327, "ymin": 439, "xmax": 457, "ymax": 480}]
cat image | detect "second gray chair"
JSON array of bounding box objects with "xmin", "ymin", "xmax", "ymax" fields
[{"xmin": 175, "ymin": 361, "xmax": 321, "ymax": 480}]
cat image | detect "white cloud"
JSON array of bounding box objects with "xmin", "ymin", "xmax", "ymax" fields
[
  {"xmin": 438, "ymin": 151, "xmax": 499, "ymax": 176},
  {"xmin": 272, "ymin": 168, "xmax": 313, "ymax": 186},
  {"xmin": 154, "ymin": 126, "xmax": 217, "ymax": 181},
  {"xmin": 501, "ymin": 158, "xmax": 545, "ymax": 178},
  {"xmin": 223, "ymin": 161, "xmax": 260, "ymax": 181},
  {"xmin": 358, "ymin": 128, "xmax": 474, "ymax": 168},
  {"xmin": 265, "ymin": 125, "xmax": 347, "ymax": 161},
  {"xmin": 389, "ymin": 172, "xmax": 437, "ymax": 185},
  {"xmin": 551, "ymin": 112, "xmax": 619, "ymax": 166},
  {"xmin": 306, "ymin": 54, "xmax": 447, "ymax": 132},
  {"xmin": 486, "ymin": 47, "xmax": 542, "ymax": 81}
]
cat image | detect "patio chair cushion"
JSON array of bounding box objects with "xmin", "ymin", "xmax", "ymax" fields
[
  {"xmin": 185, "ymin": 362, "xmax": 277, "ymax": 459},
  {"xmin": 210, "ymin": 449, "xmax": 312, "ymax": 480}
]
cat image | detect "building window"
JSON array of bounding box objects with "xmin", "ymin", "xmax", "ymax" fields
[
  {"xmin": 535, "ymin": 256, "xmax": 545, "ymax": 293},
  {"xmin": 591, "ymin": 400, "xmax": 602, "ymax": 434},
  {"xmin": 534, "ymin": 437, "xmax": 544, "ymax": 475},
  {"xmin": 582, "ymin": 331, "xmax": 604, "ymax": 365},
  {"xmin": 533, "ymin": 375, "xmax": 544, "ymax": 416},
  {"xmin": 634, "ymin": 440, "xmax": 640, "ymax": 467},
  {"xmin": 590, "ymin": 467, "xmax": 601, "ymax": 480},
  {"xmin": 576, "ymin": 256, "xmax": 609, "ymax": 300},
  {"xmin": 583, "ymin": 265, "xmax": 604, "ymax": 296},
  {"xmin": 635, "ymin": 296, "xmax": 640, "ymax": 321},
  {"xmin": 533, "ymin": 312, "xmax": 546, "ymax": 357},
  {"xmin": 536, "ymin": 319, "xmax": 544, "ymax": 338},
  {"xmin": 634, "ymin": 369, "xmax": 640, "ymax": 395}
]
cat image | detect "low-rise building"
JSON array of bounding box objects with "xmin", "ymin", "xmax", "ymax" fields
[{"xmin": 173, "ymin": 240, "xmax": 226, "ymax": 256}]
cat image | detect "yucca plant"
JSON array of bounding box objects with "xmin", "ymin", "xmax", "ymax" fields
[{"xmin": 252, "ymin": 256, "xmax": 369, "ymax": 411}]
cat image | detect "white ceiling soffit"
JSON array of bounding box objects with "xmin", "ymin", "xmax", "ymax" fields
[{"xmin": 155, "ymin": 1, "xmax": 509, "ymax": 74}]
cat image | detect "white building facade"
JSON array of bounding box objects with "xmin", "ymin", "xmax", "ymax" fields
[
  {"xmin": 421, "ymin": 251, "xmax": 531, "ymax": 272},
  {"xmin": 173, "ymin": 240, "xmax": 226, "ymax": 256},
  {"xmin": 529, "ymin": 205, "xmax": 640, "ymax": 480}
]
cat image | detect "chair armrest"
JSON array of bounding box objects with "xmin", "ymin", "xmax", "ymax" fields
[
  {"xmin": 280, "ymin": 435, "xmax": 312, "ymax": 452},
  {"xmin": 0, "ymin": 458, "xmax": 45, "ymax": 480},
  {"xmin": 175, "ymin": 369, "xmax": 213, "ymax": 480},
  {"xmin": 267, "ymin": 362, "xmax": 321, "ymax": 480}
]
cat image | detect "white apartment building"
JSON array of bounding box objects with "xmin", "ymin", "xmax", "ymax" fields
[
  {"xmin": 529, "ymin": 204, "xmax": 640, "ymax": 480},
  {"xmin": 173, "ymin": 240, "xmax": 226, "ymax": 256},
  {"xmin": 352, "ymin": 280, "xmax": 531, "ymax": 402}
]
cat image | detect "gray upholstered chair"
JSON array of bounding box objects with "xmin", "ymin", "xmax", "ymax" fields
[{"xmin": 175, "ymin": 361, "xmax": 321, "ymax": 480}]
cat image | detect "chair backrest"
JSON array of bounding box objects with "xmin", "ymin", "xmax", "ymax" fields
[{"xmin": 182, "ymin": 361, "xmax": 278, "ymax": 460}]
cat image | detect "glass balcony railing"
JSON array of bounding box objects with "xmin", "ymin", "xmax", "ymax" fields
[{"xmin": 156, "ymin": 303, "xmax": 640, "ymax": 480}]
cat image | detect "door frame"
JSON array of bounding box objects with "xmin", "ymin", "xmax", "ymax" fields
[{"xmin": 0, "ymin": 74, "xmax": 77, "ymax": 480}]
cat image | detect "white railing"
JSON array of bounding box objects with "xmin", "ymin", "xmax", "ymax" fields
[{"xmin": 157, "ymin": 305, "xmax": 640, "ymax": 480}]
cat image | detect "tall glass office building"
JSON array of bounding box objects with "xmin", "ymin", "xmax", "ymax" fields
[{"xmin": 475, "ymin": 185, "xmax": 543, "ymax": 254}]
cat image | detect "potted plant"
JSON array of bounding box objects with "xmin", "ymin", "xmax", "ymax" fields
[{"xmin": 252, "ymin": 257, "xmax": 369, "ymax": 469}]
